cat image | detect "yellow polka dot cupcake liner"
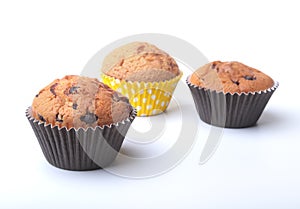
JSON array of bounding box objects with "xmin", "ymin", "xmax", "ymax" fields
[{"xmin": 101, "ymin": 72, "xmax": 183, "ymax": 116}]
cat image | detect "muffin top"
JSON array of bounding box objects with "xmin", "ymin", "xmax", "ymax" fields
[
  {"xmin": 189, "ymin": 61, "xmax": 274, "ymax": 94},
  {"xmin": 101, "ymin": 42, "xmax": 180, "ymax": 82},
  {"xmin": 32, "ymin": 75, "xmax": 133, "ymax": 129}
]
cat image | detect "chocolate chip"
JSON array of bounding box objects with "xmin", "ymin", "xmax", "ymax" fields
[
  {"xmin": 112, "ymin": 93, "xmax": 120, "ymax": 102},
  {"xmin": 55, "ymin": 113, "xmax": 63, "ymax": 123},
  {"xmin": 137, "ymin": 45, "xmax": 145, "ymax": 53},
  {"xmin": 69, "ymin": 86, "xmax": 79, "ymax": 94},
  {"xmin": 38, "ymin": 114, "xmax": 46, "ymax": 122},
  {"xmin": 244, "ymin": 75, "xmax": 256, "ymax": 80},
  {"xmin": 80, "ymin": 112, "xmax": 98, "ymax": 124},
  {"xmin": 211, "ymin": 63, "xmax": 216, "ymax": 69},
  {"xmin": 72, "ymin": 103, "xmax": 78, "ymax": 110},
  {"xmin": 113, "ymin": 93, "xmax": 129, "ymax": 103},
  {"xmin": 99, "ymin": 82, "xmax": 110, "ymax": 90},
  {"xmin": 50, "ymin": 83, "xmax": 58, "ymax": 96},
  {"xmin": 232, "ymin": 80, "xmax": 240, "ymax": 85},
  {"xmin": 170, "ymin": 60, "xmax": 177, "ymax": 69},
  {"xmin": 119, "ymin": 59, "xmax": 124, "ymax": 66}
]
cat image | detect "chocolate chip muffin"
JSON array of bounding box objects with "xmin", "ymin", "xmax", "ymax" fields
[
  {"xmin": 102, "ymin": 42, "xmax": 180, "ymax": 82},
  {"xmin": 26, "ymin": 75, "xmax": 136, "ymax": 170},
  {"xmin": 190, "ymin": 61, "xmax": 274, "ymax": 93},
  {"xmin": 101, "ymin": 42, "xmax": 183, "ymax": 116},
  {"xmin": 32, "ymin": 75, "xmax": 133, "ymax": 129},
  {"xmin": 187, "ymin": 61, "xmax": 278, "ymax": 128}
]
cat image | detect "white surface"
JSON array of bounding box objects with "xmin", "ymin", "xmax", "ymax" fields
[{"xmin": 1, "ymin": 0, "xmax": 300, "ymax": 209}]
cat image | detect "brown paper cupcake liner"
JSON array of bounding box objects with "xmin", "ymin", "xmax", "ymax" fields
[
  {"xmin": 186, "ymin": 77, "xmax": 279, "ymax": 128},
  {"xmin": 26, "ymin": 107, "xmax": 136, "ymax": 171}
]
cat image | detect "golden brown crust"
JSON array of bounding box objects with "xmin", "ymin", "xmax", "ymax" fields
[
  {"xmin": 106, "ymin": 52, "xmax": 180, "ymax": 82},
  {"xmin": 102, "ymin": 42, "xmax": 165, "ymax": 74},
  {"xmin": 190, "ymin": 61, "xmax": 274, "ymax": 93},
  {"xmin": 102, "ymin": 42, "xmax": 180, "ymax": 82},
  {"xmin": 32, "ymin": 75, "xmax": 133, "ymax": 129}
]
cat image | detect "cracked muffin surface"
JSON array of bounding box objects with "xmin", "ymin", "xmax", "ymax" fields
[
  {"xmin": 190, "ymin": 61, "xmax": 274, "ymax": 94},
  {"xmin": 102, "ymin": 42, "xmax": 180, "ymax": 82},
  {"xmin": 32, "ymin": 75, "xmax": 133, "ymax": 129}
]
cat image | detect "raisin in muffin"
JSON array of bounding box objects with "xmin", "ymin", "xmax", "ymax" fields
[
  {"xmin": 32, "ymin": 75, "xmax": 133, "ymax": 129},
  {"xmin": 187, "ymin": 61, "xmax": 278, "ymax": 128},
  {"xmin": 101, "ymin": 42, "xmax": 182, "ymax": 116}
]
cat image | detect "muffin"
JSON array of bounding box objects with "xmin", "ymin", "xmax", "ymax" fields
[
  {"xmin": 187, "ymin": 61, "xmax": 278, "ymax": 128},
  {"xmin": 26, "ymin": 75, "xmax": 136, "ymax": 170},
  {"xmin": 101, "ymin": 42, "xmax": 182, "ymax": 116}
]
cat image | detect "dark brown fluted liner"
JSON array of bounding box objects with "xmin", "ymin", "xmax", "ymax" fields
[
  {"xmin": 26, "ymin": 107, "xmax": 136, "ymax": 171},
  {"xmin": 186, "ymin": 77, "xmax": 279, "ymax": 128}
]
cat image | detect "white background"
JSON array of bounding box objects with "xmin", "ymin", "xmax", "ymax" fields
[{"xmin": 0, "ymin": 0, "xmax": 300, "ymax": 209}]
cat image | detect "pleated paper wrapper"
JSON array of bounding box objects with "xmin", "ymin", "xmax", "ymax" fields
[
  {"xmin": 101, "ymin": 72, "xmax": 182, "ymax": 116},
  {"xmin": 26, "ymin": 107, "xmax": 136, "ymax": 171},
  {"xmin": 186, "ymin": 77, "xmax": 279, "ymax": 128}
]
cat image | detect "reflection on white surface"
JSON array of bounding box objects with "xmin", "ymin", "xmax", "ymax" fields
[
  {"xmin": 2, "ymin": 1, "xmax": 300, "ymax": 207},
  {"xmin": 81, "ymin": 34, "xmax": 210, "ymax": 178}
]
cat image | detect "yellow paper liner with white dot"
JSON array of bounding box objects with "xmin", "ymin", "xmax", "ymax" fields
[{"xmin": 101, "ymin": 72, "xmax": 183, "ymax": 116}]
